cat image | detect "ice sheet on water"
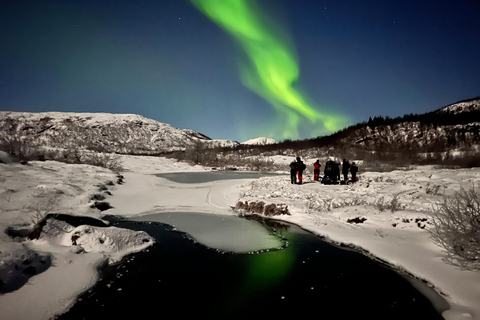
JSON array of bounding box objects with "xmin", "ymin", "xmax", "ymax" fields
[{"xmin": 132, "ymin": 212, "xmax": 283, "ymax": 253}]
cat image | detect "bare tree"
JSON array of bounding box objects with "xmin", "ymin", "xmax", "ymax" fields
[
  {"xmin": 430, "ymin": 185, "xmax": 480, "ymax": 270},
  {"xmin": 0, "ymin": 134, "xmax": 38, "ymax": 161},
  {"xmin": 27, "ymin": 189, "xmax": 61, "ymax": 239},
  {"xmin": 185, "ymin": 140, "xmax": 205, "ymax": 164}
]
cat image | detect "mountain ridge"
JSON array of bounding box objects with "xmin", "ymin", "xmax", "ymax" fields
[
  {"xmin": 0, "ymin": 111, "xmax": 238, "ymax": 154},
  {"xmin": 241, "ymin": 97, "xmax": 480, "ymax": 158},
  {"xmin": 1, "ymin": 97, "xmax": 479, "ymax": 157}
]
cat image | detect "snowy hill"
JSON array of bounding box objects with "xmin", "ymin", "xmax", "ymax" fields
[
  {"xmin": 265, "ymin": 97, "xmax": 480, "ymax": 157},
  {"xmin": 350, "ymin": 98, "xmax": 480, "ymax": 151},
  {"xmin": 241, "ymin": 137, "xmax": 276, "ymax": 146},
  {"xmin": 435, "ymin": 97, "xmax": 480, "ymax": 114},
  {"xmin": 0, "ymin": 112, "xmax": 238, "ymax": 154}
]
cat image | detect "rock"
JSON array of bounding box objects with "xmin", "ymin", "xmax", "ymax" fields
[
  {"xmin": 22, "ymin": 266, "xmax": 37, "ymax": 275},
  {"xmin": 5, "ymin": 226, "xmax": 31, "ymax": 238},
  {"xmin": 235, "ymin": 201, "xmax": 290, "ymax": 216},
  {"xmin": 347, "ymin": 217, "xmax": 367, "ymax": 224},
  {"xmin": 0, "ymin": 151, "xmax": 18, "ymax": 164},
  {"xmin": 90, "ymin": 193, "xmax": 106, "ymax": 201},
  {"xmin": 91, "ymin": 201, "xmax": 113, "ymax": 211}
]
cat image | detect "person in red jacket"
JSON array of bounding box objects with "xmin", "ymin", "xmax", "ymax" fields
[
  {"xmin": 296, "ymin": 156, "xmax": 305, "ymax": 184},
  {"xmin": 313, "ymin": 160, "xmax": 321, "ymax": 181}
]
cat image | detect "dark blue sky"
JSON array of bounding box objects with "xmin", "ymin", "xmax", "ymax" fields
[{"xmin": 1, "ymin": 0, "xmax": 479, "ymax": 142}]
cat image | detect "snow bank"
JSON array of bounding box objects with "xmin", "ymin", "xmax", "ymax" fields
[{"xmin": 0, "ymin": 160, "xmax": 154, "ymax": 320}]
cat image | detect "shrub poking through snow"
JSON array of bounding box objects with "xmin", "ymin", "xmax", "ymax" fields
[
  {"xmin": 430, "ymin": 185, "xmax": 480, "ymax": 270},
  {"xmin": 235, "ymin": 201, "xmax": 290, "ymax": 216},
  {"xmin": 374, "ymin": 193, "xmax": 403, "ymax": 213}
]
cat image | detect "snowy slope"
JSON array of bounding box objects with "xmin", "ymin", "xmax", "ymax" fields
[
  {"xmin": 0, "ymin": 112, "xmax": 238, "ymax": 153},
  {"xmin": 436, "ymin": 97, "xmax": 480, "ymax": 114},
  {"xmin": 241, "ymin": 137, "xmax": 276, "ymax": 145},
  {"xmin": 319, "ymin": 97, "xmax": 480, "ymax": 153}
]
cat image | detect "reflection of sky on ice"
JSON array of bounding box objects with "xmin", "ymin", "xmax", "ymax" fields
[{"xmin": 132, "ymin": 212, "xmax": 283, "ymax": 253}]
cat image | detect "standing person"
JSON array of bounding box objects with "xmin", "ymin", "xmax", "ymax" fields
[
  {"xmin": 313, "ymin": 160, "xmax": 321, "ymax": 181},
  {"xmin": 350, "ymin": 162, "xmax": 358, "ymax": 183},
  {"xmin": 323, "ymin": 158, "xmax": 334, "ymax": 184},
  {"xmin": 296, "ymin": 156, "xmax": 305, "ymax": 184},
  {"xmin": 342, "ymin": 159, "xmax": 350, "ymax": 182},
  {"xmin": 333, "ymin": 162, "xmax": 341, "ymax": 182},
  {"xmin": 289, "ymin": 159, "xmax": 297, "ymax": 184}
]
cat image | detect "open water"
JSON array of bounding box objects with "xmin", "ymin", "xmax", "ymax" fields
[{"xmin": 59, "ymin": 214, "xmax": 446, "ymax": 319}]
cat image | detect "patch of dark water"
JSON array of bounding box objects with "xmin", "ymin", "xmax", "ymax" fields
[
  {"xmin": 58, "ymin": 216, "xmax": 446, "ymax": 320},
  {"xmin": 155, "ymin": 171, "xmax": 281, "ymax": 183}
]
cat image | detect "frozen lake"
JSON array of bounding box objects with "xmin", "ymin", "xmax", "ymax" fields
[
  {"xmin": 59, "ymin": 213, "xmax": 446, "ymax": 319},
  {"xmin": 155, "ymin": 171, "xmax": 280, "ymax": 183},
  {"xmin": 131, "ymin": 212, "xmax": 284, "ymax": 253}
]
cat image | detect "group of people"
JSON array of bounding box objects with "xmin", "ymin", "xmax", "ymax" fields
[{"xmin": 289, "ymin": 157, "xmax": 358, "ymax": 185}]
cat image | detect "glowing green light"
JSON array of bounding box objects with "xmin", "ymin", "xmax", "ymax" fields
[
  {"xmin": 190, "ymin": 0, "xmax": 349, "ymax": 138},
  {"xmin": 247, "ymin": 249, "xmax": 296, "ymax": 288}
]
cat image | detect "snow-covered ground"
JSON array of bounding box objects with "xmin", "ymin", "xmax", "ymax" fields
[{"xmin": 0, "ymin": 154, "xmax": 479, "ymax": 320}]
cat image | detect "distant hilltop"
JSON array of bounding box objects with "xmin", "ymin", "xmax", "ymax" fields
[
  {"xmin": 435, "ymin": 97, "xmax": 480, "ymax": 114},
  {"xmin": 241, "ymin": 137, "xmax": 276, "ymax": 146}
]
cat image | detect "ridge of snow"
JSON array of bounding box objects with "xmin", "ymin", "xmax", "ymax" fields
[
  {"xmin": 241, "ymin": 137, "xmax": 276, "ymax": 145},
  {"xmin": 436, "ymin": 98, "xmax": 480, "ymax": 114}
]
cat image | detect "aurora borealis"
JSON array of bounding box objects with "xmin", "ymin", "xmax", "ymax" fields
[
  {"xmin": 1, "ymin": 0, "xmax": 479, "ymax": 141},
  {"xmin": 190, "ymin": 0, "xmax": 348, "ymax": 139}
]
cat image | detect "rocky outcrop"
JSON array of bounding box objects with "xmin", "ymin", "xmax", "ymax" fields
[{"xmin": 235, "ymin": 200, "xmax": 290, "ymax": 216}]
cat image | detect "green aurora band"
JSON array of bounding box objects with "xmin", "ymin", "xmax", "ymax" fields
[{"xmin": 190, "ymin": 0, "xmax": 349, "ymax": 139}]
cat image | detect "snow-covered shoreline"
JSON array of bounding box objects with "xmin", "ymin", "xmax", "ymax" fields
[
  {"xmin": 235, "ymin": 163, "xmax": 480, "ymax": 320},
  {"xmin": 1, "ymin": 154, "xmax": 479, "ymax": 320}
]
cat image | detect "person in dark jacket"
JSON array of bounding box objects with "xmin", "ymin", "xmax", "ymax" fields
[
  {"xmin": 342, "ymin": 159, "xmax": 350, "ymax": 182},
  {"xmin": 313, "ymin": 160, "xmax": 321, "ymax": 181},
  {"xmin": 350, "ymin": 162, "xmax": 358, "ymax": 183},
  {"xmin": 323, "ymin": 159, "xmax": 333, "ymax": 183},
  {"xmin": 333, "ymin": 162, "xmax": 340, "ymax": 182},
  {"xmin": 323, "ymin": 158, "xmax": 339, "ymax": 184},
  {"xmin": 296, "ymin": 156, "xmax": 305, "ymax": 184},
  {"xmin": 289, "ymin": 159, "xmax": 297, "ymax": 184}
]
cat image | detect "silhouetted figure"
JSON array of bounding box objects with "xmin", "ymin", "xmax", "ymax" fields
[
  {"xmin": 289, "ymin": 159, "xmax": 297, "ymax": 184},
  {"xmin": 313, "ymin": 160, "xmax": 321, "ymax": 181},
  {"xmin": 296, "ymin": 156, "xmax": 305, "ymax": 184},
  {"xmin": 350, "ymin": 162, "xmax": 359, "ymax": 183},
  {"xmin": 323, "ymin": 159, "xmax": 340, "ymax": 184},
  {"xmin": 333, "ymin": 162, "xmax": 340, "ymax": 182},
  {"xmin": 342, "ymin": 159, "xmax": 350, "ymax": 182}
]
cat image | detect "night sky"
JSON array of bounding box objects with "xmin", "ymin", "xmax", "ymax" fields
[{"xmin": 1, "ymin": 1, "xmax": 479, "ymax": 142}]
